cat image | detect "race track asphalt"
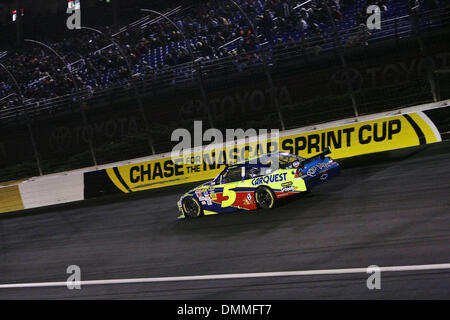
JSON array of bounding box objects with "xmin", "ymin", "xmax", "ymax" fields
[{"xmin": 0, "ymin": 142, "xmax": 449, "ymax": 299}]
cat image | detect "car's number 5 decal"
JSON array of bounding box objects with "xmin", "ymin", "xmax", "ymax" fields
[{"xmin": 222, "ymin": 185, "xmax": 237, "ymax": 207}]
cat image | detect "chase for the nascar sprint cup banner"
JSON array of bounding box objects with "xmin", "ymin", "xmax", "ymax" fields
[{"xmin": 84, "ymin": 103, "xmax": 448, "ymax": 199}]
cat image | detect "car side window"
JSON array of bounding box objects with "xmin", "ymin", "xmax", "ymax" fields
[
  {"xmin": 244, "ymin": 166, "xmax": 262, "ymax": 180},
  {"xmin": 222, "ymin": 167, "xmax": 242, "ymax": 183}
]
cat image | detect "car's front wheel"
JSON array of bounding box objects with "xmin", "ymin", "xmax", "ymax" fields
[
  {"xmin": 255, "ymin": 186, "xmax": 276, "ymax": 209},
  {"xmin": 182, "ymin": 196, "xmax": 203, "ymax": 218}
]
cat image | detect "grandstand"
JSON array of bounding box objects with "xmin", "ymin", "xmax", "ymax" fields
[
  {"xmin": 1, "ymin": 1, "xmax": 448, "ymax": 108},
  {"xmin": 0, "ymin": 0, "xmax": 449, "ymax": 181}
]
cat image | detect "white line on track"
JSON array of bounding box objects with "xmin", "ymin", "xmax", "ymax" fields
[{"xmin": 0, "ymin": 263, "xmax": 449, "ymax": 289}]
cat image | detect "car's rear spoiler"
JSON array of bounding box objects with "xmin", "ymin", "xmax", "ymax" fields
[{"xmin": 299, "ymin": 147, "xmax": 331, "ymax": 168}]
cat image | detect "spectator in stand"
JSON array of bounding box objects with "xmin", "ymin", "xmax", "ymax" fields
[
  {"xmin": 330, "ymin": 5, "xmax": 344, "ymax": 22},
  {"xmin": 346, "ymin": 23, "xmax": 371, "ymax": 46},
  {"xmin": 299, "ymin": 8, "xmax": 310, "ymax": 30}
]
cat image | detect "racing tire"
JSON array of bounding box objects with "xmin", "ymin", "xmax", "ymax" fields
[
  {"xmin": 255, "ymin": 186, "xmax": 276, "ymax": 209},
  {"xmin": 182, "ymin": 196, "xmax": 203, "ymax": 218}
]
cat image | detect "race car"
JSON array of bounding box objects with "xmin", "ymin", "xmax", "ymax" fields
[{"xmin": 177, "ymin": 148, "xmax": 340, "ymax": 219}]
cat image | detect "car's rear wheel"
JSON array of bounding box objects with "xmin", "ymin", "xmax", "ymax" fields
[
  {"xmin": 255, "ymin": 186, "xmax": 276, "ymax": 209},
  {"xmin": 182, "ymin": 196, "xmax": 203, "ymax": 218}
]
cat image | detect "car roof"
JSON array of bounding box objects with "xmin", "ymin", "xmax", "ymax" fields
[{"xmin": 231, "ymin": 152, "xmax": 297, "ymax": 167}]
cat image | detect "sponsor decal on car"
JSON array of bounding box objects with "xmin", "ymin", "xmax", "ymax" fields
[
  {"xmin": 307, "ymin": 162, "xmax": 333, "ymax": 177},
  {"xmin": 251, "ymin": 173, "xmax": 288, "ymax": 186},
  {"xmin": 196, "ymin": 190, "xmax": 213, "ymax": 205},
  {"xmin": 307, "ymin": 167, "xmax": 317, "ymax": 177},
  {"xmin": 243, "ymin": 192, "xmax": 254, "ymax": 206},
  {"xmin": 281, "ymin": 181, "xmax": 293, "ymax": 188},
  {"xmin": 281, "ymin": 186, "xmax": 295, "ymax": 192}
]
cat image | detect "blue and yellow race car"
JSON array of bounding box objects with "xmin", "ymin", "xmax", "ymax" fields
[{"xmin": 177, "ymin": 148, "xmax": 340, "ymax": 218}]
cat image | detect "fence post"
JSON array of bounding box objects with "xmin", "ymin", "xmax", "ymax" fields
[
  {"xmin": 407, "ymin": 5, "xmax": 439, "ymax": 102},
  {"xmin": 24, "ymin": 39, "xmax": 98, "ymax": 166},
  {"xmin": 227, "ymin": 0, "xmax": 286, "ymax": 130},
  {"xmin": 79, "ymin": 26, "xmax": 156, "ymax": 154},
  {"xmin": 141, "ymin": 9, "xmax": 215, "ymax": 130},
  {"xmin": 325, "ymin": 4, "xmax": 359, "ymax": 118}
]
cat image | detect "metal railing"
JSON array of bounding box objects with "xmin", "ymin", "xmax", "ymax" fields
[{"xmin": 67, "ymin": 6, "xmax": 183, "ymax": 70}]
